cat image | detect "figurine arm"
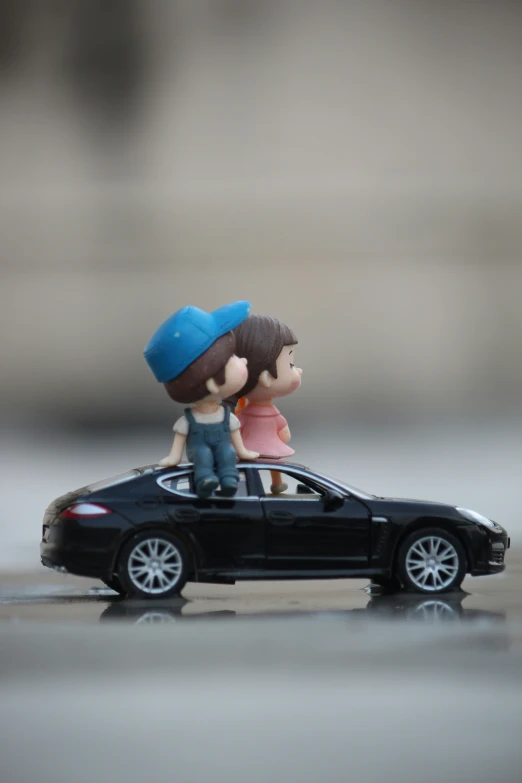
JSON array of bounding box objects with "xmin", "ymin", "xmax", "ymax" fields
[
  {"xmin": 276, "ymin": 414, "xmax": 290, "ymax": 443},
  {"xmin": 278, "ymin": 425, "xmax": 291, "ymax": 443},
  {"xmin": 230, "ymin": 429, "xmax": 259, "ymax": 461},
  {"xmin": 159, "ymin": 432, "xmax": 186, "ymax": 467}
]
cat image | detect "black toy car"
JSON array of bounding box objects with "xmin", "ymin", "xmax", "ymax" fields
[{"xmin": 41, "ymin": 460, "xmax": 509, "ymax": 598}]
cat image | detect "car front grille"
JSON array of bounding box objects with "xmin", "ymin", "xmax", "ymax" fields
[{"xmin": 491, "ymin": 549, "xmax": 505, "ymax": 565}]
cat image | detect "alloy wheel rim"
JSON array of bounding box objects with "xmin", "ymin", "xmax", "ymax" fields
[
  {"xmin": 128, "ymin": 538, "xmax": 183, "ymax": 595},
  {"xmin": 405, "ymin": 536, "xmax": 460, "ymax": 592},
  {"xmin": 135, "ymin": 611, "xmax": 178, "ymax": 624},
  {"xmin": 412, "ymin": 600, "xmax": 457, "ymax": 621}
]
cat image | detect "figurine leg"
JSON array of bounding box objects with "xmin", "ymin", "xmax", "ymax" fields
[
  {"xmin": 214, "ymin": 442, "xmax": 240, "ymax": 497},
  {"xmin": 270, "ymin": 470, "xmax": 288, "ymax": 495},
  {"xmin": 191, "ymin": 444, "xmax": 219, "ymax": 498}
]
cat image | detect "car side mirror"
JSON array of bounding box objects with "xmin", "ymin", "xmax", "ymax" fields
[{"xmin": 324, "ymin": 490, "xmax": 344, "ymax": 512}]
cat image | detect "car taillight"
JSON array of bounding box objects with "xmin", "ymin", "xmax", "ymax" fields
[{"xmin": 59, "ymin": 503, "xmax": 112, "ymax": 519}]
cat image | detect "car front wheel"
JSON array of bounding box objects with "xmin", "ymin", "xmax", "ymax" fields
[
  {"xmin": 117, "ymin": 531, "xmax": 189, "ymax": 599},
  {"xmin": 397, "ymin": 528, "xmax": 466, "ymax": 594}
]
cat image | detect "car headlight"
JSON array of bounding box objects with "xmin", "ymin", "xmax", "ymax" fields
[{"xmin": 456, "ymin": 507, "xmax": 496, "ymax": 529}]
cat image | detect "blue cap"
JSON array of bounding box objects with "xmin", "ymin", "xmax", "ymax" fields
[{"xmin": 144, "ymin": 300, "xmax": 251, "ymax": 382}]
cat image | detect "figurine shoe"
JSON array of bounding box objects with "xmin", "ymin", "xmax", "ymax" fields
[
  {"xmin": 219, "ymin": 477, "xmax": 239, "ymax": 497},
  {"xmin": 270, "ymin": 482, "xmax": 288, "ymax": 495},
  {"xmin": 196, "ymin": 476, "xmax": 219, "ymax": 498}
]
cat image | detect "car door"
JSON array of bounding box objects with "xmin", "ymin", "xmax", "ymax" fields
[
  {"xmin": 158, "ymin": 469, "xmax": 265, "ymax": 569},
  {"xmin": 255, "ymin": 467, "xmax": 371, "ymax": 572}
]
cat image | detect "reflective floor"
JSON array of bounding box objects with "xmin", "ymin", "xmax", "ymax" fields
[
  {"xmin": 1, "ymin": 561, "xmax": 521, "ymax": 624},
  {"xmin": 1, "ymin": 562, "xmax": 521, "ymax": 646},
  {"xmin": 1, "ymin": 563, "xmax": 522, "ymax": 783}
]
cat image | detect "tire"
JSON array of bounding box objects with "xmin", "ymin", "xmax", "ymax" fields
[
  {"xmin": 117, "ymin": 531, "xmax": 189, "ymax": 599},
  {"xmin": 370, "ymin": 575, "xmax": 402, "ymax": 592},
  {"xmin": 397, "ymin": 528, "xmax": 466, "ymax": 594},
  {"xmin": 102, "ymin": 576, "xmax": 125, "ymax": 595}
]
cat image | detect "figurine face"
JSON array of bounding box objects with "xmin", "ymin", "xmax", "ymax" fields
[
  {"xmin": 206, "ymin": 354, "xmax": 248, "ymax": 400},
  {"xmin": 247, "ymin": 344, "xmax": 302, "ymax": 402}
]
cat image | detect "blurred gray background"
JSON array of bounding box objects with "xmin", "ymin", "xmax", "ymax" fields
[{"xmin": 1, "ymin": 0, "xmax": 521, "ymax": 569}]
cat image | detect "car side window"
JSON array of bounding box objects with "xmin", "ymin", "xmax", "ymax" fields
[
  {"xmin": 258, "ymin": 470, "xmax": 325, "ymax": 499},
  {"xmin": 163, "ymin": 471, "xmax": 249, "ymax": 498},
  {"xmin": 165, "ymin": 474, "xmax": 193, "ymax": 495},
  {"xmin": 235, "ymin": 471, "xmax": 249, "ymax": 498}
]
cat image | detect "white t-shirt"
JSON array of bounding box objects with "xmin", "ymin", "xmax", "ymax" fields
[{"xmin": 173, "ymin": 406, "xmax": 241, "ymax": 436}]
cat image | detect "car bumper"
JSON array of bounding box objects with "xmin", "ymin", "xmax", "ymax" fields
[
  {"xmin": 40, "ymin": 514, "xmax": 132, "ymax": 580},
  {"xmin": 40, "ymin": 541, "xmax": 114, "ymax": 580},
  {"xmin": 469, "ymin": 530, "xmax": 510, "ymax": 576}
]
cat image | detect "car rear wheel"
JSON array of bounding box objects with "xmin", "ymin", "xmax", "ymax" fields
[
  {"xmin": 117, "ymin": 531, "xmax": 189, "ymax": 599},
  {"xmin": 397, "ymin": 528, "xmax": 466, "ymax": 594}
]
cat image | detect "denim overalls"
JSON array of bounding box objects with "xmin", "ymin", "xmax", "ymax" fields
[{"xmin": 185, "ymin": 406, "xmax": 239, "ymax": 497}]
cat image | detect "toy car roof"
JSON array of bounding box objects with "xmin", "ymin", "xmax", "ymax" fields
[
  {"xmin": 80, "ymin": 460, "xmax": 316, "ymax": 498},
  {"xmin": 156, "ymin": 459, "xmax": 311, "ymax": 472}
]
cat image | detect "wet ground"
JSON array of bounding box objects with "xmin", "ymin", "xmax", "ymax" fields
[
  {"xmin": 1, "ymin": 560, "xmax": 522, "ymax": 783},
  {"xmin": 1, "ymin": 562, "xmax": 521, "ymax": 624}
]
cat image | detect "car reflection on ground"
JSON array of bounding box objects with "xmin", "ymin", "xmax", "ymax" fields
[{"xmin": 99, "ymin": 588, "xmax": 506, "ymax": 629}]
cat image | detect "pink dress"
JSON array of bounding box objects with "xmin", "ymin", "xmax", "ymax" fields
[{"xmin": 237, "ymin": 404, "xmax": 295, "ymax": 458}]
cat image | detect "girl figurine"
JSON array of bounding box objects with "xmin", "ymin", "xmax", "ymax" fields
[{"xmin": 231, "ymin": 315, "xmax": 302, "ymax": 493}]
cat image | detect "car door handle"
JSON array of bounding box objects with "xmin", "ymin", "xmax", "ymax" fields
[
  {"xmin": 174, "ymin": 509, "xmax": 200, "ymax": 522},
  {"xmin": 267, "ymin": 511, "xmax": 295, "ymax": 526}
]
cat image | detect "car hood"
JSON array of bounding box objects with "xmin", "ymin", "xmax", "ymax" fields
[{"xmin": 377, "ymin": 497, "xmax": 451, "ymax": 506}]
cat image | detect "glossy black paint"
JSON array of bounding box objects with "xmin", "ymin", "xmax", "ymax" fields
[{"xmin": 40, "ymin": 461, "xmax": 509, "ymax": 589}]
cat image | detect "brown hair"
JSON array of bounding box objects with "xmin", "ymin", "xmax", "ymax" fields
[
  {"xmin": 164, "ymin": 331, "xmax": 236, "ymax": 404},
  {"xmin": 232, "ymin": 315, "xmax": 297, "ymax": 401}
]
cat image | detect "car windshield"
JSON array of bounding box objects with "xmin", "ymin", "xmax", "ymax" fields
[{"xmin": 308, "ymin": 469, "xmax": 374, "ymax": 500}]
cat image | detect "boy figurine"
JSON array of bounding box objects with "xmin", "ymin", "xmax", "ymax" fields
[{"xmin": 144, "ymin": 301, "xmax": 259, "ymax": 498}]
